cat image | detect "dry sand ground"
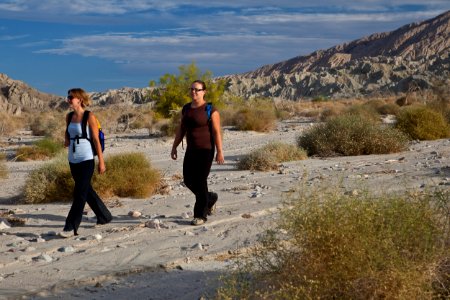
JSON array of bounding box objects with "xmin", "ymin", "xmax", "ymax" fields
[{"xmin": 0, "ymin": 118, "xmax": 449, "ymax": 299}]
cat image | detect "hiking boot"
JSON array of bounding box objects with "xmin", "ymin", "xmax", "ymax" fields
[
  {"xmin": 191, "ymin": 218, "xmax": 205, "ymax": 226},
  {"xmin": 58, "ymin": 230, "xmax": 74, "ymax": 238}
]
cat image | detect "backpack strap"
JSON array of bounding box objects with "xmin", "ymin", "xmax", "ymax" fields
[
  {"xmin": 81, "ymin": 110, "xmax": 90, "ymax": 140},
  {"xmin": 65, "ymin": 111, "xmax": 74, "ymax": 139},
  {"xmin": 206, "ymin": 102, "xmax": 212, "ymax": 123}
]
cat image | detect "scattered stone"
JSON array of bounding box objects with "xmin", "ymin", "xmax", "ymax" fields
[
  {"xmin": 145, "ymin": 219, "xmax": 161, "ymax": 229},
  {"xmin": 0, "ymin": 219, "xmax": 11, "ymax": 230},
  {"xmin": 241, "ymin": 213, "xmax": 252, "ymax": 219},
  {"xmin": 58, "ymin": 246, "xmax": 75, "ymax": 253},
  {"xmin": 184, "ymin": 231, "xmax": 195, "ymax": 236},
  {"xmin": 128, "ymin": 211, "xmax": 142, "ymax": 218},
  {"xmin": 180, "ymin": 212, "xmax": 190, "ymax": 219},
  {"xmin": 33, "ymin": 254, "xmax": 53, "ymax": 263},
  {"xmin": 192, "ymin": 243, "xmax": 203, "ymax": 250}
]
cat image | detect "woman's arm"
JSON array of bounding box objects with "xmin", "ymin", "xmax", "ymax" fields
[
  {"xmin": 88, "ymin": 113, "xmax": 106, "ymax": 174},
  {"xmin": 211, "ymin": 111, "xmax": 224, "ymax": 164},
  {"xmin": 171, "ymin": 124, "xmax": 186, "ymax": 160},
  {"xmin": 64, "ymin": 113, "xmax": 70, "ymax": 148}
]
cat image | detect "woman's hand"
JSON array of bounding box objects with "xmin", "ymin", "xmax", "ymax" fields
[
  {"xmin": 171, "ymin": 147, "xmax": 178, "ymax": 160},
  {"xmin": 98, "ymin": 160, "xmax": 106, "ymax": 174},
  {"xmin": 216, "ymin": 150, "xmax": 224, "ymax": 165}
]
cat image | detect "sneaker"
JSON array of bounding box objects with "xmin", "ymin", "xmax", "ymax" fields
[
  {"xmin": 207, "ymin": 192, "xmax": 218, "ymax": 216},
  {"xmin": 58, "ymin": 230, "xmax": 74, "ymax": 238},
  {"xmin": 191, "ymin": 218, "xmax": 205, "ymax": 226}
]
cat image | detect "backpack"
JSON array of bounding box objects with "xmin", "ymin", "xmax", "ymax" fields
[{"xmin": 66, "ymin": 110, "xmax": 105, "ymax": 156}]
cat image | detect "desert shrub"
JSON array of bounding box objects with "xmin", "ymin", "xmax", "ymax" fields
[
  {"xmin": 149, "ymin": 62, "xmax": 225, "ymax": 117},
  {"xmin": 377, "ymin": 102, "xmax": 401, "ymax": 115},
  {"xmin": 231, "ymin": 99, "xmax": 277, "ymax": 132},
  {"xmin": 29, "ymin": 111, "xmax": 66, "ymax": 141},
  {"xmin": 396, "ymin": 105, "xmax": 450, "ymax": 140},
  {"xmin": 0, "ymin": 112, "xmax": 23, "ymax": 136},
  {"xmin": 319, "ymin": 106, "xmax": 343, "ymax": 121},
  {"xmin": 298, "ymin": 115, "xmax": 408, "ymax": 156},
  {"xmin": 23, "ymin": 152, "xmax": 161, "ymax": 203},
  {"xmin": 93, "ymin": 153, "xmax": 161, "ymax": 198},
  {"xmin": 15, "ymin": 138, "xmax": 64, "ymax": 161},
  {"xmin": 217, "ymin": 188, "xmax": 449, "ymax": 299},
  {"xmin": 0, "ymin": 154, "xmax": 7, "ymax": 179},
  {"xmin": 159, "ymin": 110, "xmax": 182, "ymax": 137},
  {"xmin": 237, "ymin": 142, "xmax": 307, "ymax": 171},
  {"xmin": 343, "ymin": 103, "xmax": 380, "ymax": 123},
  {"xmin": 24, "ymin": 153, "xmax": 73, "ymax": 203}
]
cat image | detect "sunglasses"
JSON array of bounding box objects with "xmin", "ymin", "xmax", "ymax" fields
[
  {"xmin": 67, "ymin": 95, "xmax": 74, "ymax": 100},
  {"xmin": 189, "ymin": 88, "xmax": 204, "ymax": 92}
]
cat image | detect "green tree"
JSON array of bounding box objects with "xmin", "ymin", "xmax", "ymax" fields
[{"xmin": 149, "ymin": 62, "xmax": 226, "ymax": 118}]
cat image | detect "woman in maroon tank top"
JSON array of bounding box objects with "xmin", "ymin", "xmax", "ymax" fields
[{"xmin": 171, "ymin": 80, "xmax": 224, "ymax": 225}]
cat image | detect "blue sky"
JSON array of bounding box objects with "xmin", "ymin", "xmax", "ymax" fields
[{"xmin": 0, "ymin": 1, "xmax": 449, "ymax": 96}]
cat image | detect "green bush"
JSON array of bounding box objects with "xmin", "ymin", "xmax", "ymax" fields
[
  {"xmin": 237, "ymin": 142, "xmax": 307, "ymax": 171},
  {"xmin": 15, "ymin": 137, "xmax": 64, "ymax": 161},
  {"xmin": 24, "ymin": 152, "xmax": 161, "ymax": 203},
  {"xmin": 149, "ymin": 62, "xmax": 226, "ymax": 117},
  {"xmin": 396, "ymin": 106, "xmax": 450, "ymax": 140},
  {"xmin": 298, "ymin": 115, "xmax": 408, "ymax": 156},
  {"xmin": 217, "ymin": 188, "xmax": 449, "ymax": 299}
]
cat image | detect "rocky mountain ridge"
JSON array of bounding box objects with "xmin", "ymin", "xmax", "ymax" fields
[
  {"xmin": 224, "ymin": 10, "xmax": 449, "ymax": 100},
  {"xmin": 0, "ymin": 73, "xmax": 64, "ymax": 115}
]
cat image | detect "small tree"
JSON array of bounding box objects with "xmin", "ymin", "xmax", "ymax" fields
[{"xmin": 149, "ymin": 62, "xmax": 226, "ymax": 118}]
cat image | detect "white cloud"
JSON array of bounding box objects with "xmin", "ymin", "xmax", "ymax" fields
[{"xmin": 0, "ymin": 34, "xmax": 28, "ymax": 41}]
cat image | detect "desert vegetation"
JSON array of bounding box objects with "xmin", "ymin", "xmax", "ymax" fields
[
  {"xmin": 217, "ymin": 187, "xmax": 450, "ymax": 299},
  {"xmin": 298, "ymin": 114, "xmax": 408, "ymax": 156},
  {"xmin": 0, "ymin": 152, "xmax": 7, "ymax": 179},
  {"xmin": 395, "ymin": 105, "xmax": 450, "ymax": 140},
  {"xmin": 14, "ymin": 137, "xmax": 64, "ymax": 161},
  {"xmin": 24, "ymin": 152, "xmax": 161, "ymax": 204},
  {"xmin": 148, "ymin": 62, "xmax": 226, "ymax": 118},
  {"xmin": 237, "ymin": 142, "xmax": 307, "ymax": 171}
]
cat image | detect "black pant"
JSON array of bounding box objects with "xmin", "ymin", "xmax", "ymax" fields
[
  {"xmin": 183, "ymin": 148, "xmax": 214, "ymax": 220},
  {"xmin": 64, "ymin": 159, "xmax": 112, "ymax": 234}
]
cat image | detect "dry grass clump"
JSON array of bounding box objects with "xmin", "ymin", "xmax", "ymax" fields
[
  {"xmin": 15, "ymin": 138, "xmax": 64, "ymax": 161},
  {"xmin": 237, "ymin": 142, "xmax": 307, "ymax": 171},
  {"xmin": 24, "ymin": 152, "xmax": 161, "ymax": 203},
  {"xmin": 29, "ymin": 111, "xmax": 66, "ymax": 141},
  {"xmin": 93, "ymin": 153, "xmax": 161, "ymax": 198},
  {"xmin": 226, "ymin": 99, "xmax": 277, "ymax": 132},
  {"xmin": 298, "ymin": 115, "xmax": 408, "ymax": 156},
  {"xmin": 24, "ymin": 152, "xmax": 73, "ymax": 203},
  {"xmin": 0, "ymin": 154, "xmax": 7, "ymax": 179},
  {"xmin": 395, "ymin": 105, "xmax": 450, "ymax": 140},
  {"xmin": 217, "ymin": 188, "xmax": 449, "ymax": 299},
  {"xmin": 0, "ymin": 112, "xmax": 24, "ymax": 136}
]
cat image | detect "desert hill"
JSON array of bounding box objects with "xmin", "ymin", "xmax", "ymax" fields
[{"xmin": 224, "ymin": 10, "xmax": 450, "ymax": 100}]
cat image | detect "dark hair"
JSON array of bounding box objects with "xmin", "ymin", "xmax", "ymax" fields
[{"xmin": 192, "ymin": 80, "xmax": 206, "ymax": 90}]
